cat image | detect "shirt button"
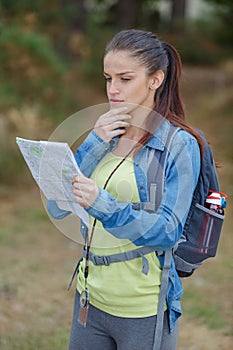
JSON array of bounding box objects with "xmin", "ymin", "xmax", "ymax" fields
[{"xmin": 140, "ymin": 185, "xmax": 144, "ymax": 190}]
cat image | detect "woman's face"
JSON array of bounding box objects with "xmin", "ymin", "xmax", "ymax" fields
[{"xmin": 103, "ymin": 50, "xmax": 157, "ymax": 112}]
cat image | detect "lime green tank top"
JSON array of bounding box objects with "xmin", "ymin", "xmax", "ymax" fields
[{"xmin": 77, "ymin": 152, "xmax": 163, "ymax": 317}]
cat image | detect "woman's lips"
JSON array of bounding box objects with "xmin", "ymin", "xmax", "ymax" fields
[{"xmin": 110, "ymin": 99, "xmax": 124, "ymax": 103}]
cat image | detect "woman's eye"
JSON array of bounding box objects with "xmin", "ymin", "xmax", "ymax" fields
[
  {"xmin": 103, "ymin": 76, "xmax": 131, "ymax": 83},
  {"xmin": 104, "ymin": 77, "xmax": 112, "ymax": 82}
]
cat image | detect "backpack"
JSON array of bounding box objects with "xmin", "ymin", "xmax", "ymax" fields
[
  {"xmin": 144, "ymin": 124, "xmax": 226, "ymax": 349},
  {"xmin": 146, "ymin": 125, "xmax": 226, "ymax": 278}
]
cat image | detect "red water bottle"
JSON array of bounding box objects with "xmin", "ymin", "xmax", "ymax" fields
[
  {"xmin": 200, "ymin": 191, "xmax": 224, "ymax": 254},
  {"xmin": 205, "ymin": 191, "xmax": 224, "ymax": 215}
]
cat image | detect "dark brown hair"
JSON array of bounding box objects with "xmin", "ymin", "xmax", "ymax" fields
[{"xmin": 105, "ymin": 29, "xmax": 204, "ymax": 155}]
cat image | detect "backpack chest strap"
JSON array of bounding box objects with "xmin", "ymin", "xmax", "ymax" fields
[{"xmin": 83, "ymin": 246, "xmax": 162, "ymax": 275}]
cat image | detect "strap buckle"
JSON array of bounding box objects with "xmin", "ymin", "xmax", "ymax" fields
[{"xmin": 92, "ymin": 255, "xmax": 110, "ymax": 266}]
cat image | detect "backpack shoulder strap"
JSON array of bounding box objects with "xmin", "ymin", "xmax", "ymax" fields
[
  {"xmin": 131, "ymin": 124, "xmax": 179, "ymax": 212},
  {"xmin": 148, "ymin": 125, "xmax": 180, "ymax": 349},
  {"xmin": 153, "ymin": 248, "xmax": 173, "ymax": 350},
  {"xmin": 147, "ymin": 124, "xmax": 180, "ymax": 210}
]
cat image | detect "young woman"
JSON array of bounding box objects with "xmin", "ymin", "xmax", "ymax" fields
[{"xmin": 48, "ymin": 29, "xmax": 201, "ymax": 350}]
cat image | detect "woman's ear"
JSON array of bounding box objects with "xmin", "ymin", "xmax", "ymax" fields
[{"xmin": 149, "ymin": 70, "xmax": 164, "ymax": 90}]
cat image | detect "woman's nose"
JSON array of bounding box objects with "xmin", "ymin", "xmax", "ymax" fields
[{"xmin": 108, "ymin": 81, "xmax": 119, "ymax": 94}]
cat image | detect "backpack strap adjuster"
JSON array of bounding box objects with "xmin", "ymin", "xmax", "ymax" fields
[{"xmin": 92, "ymin": 255, "xmax": 110, "ymax": 266}]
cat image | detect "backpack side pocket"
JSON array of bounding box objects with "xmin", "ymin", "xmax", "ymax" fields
[
  {"xmin": 194, "ymin": 203, "xmax": 224, "ymax": 258},
  {"xmin": 175, "ymin": 203, "xmax": 224, "ymax": 265}
]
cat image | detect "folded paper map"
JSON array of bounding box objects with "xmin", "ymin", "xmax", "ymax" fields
[{"xmin": 16, "ymin": 137, "xmax": 90, "ymax": 227}]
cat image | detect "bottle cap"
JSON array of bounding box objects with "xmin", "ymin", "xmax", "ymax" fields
[{"xmin": 206, "ymin": 192, "xmax": 222, "ymax": 205}]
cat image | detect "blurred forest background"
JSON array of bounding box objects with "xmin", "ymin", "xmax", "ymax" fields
[{"xmin": 0, "ymin": 0, "xmax": 232, "ymax": 349}]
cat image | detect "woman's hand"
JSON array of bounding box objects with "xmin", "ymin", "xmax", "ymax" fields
[
  {"xmin": 73, "ymin": 172, "xmax": 99, "ymax": 209},
  {"xmin": 94, "ymin": 107, "xmax": 131, "ymax": 142}
]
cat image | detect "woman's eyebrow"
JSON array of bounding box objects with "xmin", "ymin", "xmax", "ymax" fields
[{"xmin": 103, "ymin": 71, "xmax": 135, "ymax": 76}]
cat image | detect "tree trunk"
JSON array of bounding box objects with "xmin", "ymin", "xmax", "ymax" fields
[
  {"xmin": 170, "ymin": 0, "xmax": 186, "ymax": 32},
  {"xmin": 61, "ymin": 0, "xmax": 87, "ymax": 32},
  {"xmin": 115, "ymin": 0, "xmax": 137, "ymax": 29}
]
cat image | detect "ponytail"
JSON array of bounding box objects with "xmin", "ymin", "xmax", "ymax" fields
[
  {"xmin": 156, "ymin": 43, "xmax": 184, "ymax": 121},
  {"xmin": 155, "ymin": 42, "xmax": 204, "ymax": 156}
]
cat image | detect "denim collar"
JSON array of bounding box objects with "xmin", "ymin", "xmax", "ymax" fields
[{"xmin": 146, "ymin": 118, "xmax": 171, "ymax": 151}]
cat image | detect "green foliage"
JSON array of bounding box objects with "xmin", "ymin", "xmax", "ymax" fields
[
  {"xmin": 0, "ymin": 0, "xmax": 40, "ymax": 14},
  {"xmin": 79, "ymin": 25, "xmax": 115, "ymax": 81},
  {"xmin": 0, "ymin": 81, "xmax": 22, "ymax": 106},
  {"xmin": 0, "ymin": 25, "xmax": 77, "ymax": 120},
  {"xmin": 0, "ymin": 26, "xmax": 65, "ymax": 72},
  {"xmin": 165, "ymin": 31, "xmax": 225, "ymax": 66},
  {"xmin": 201, "ymin": 0, "xmax": 233, "ymax": 48},
  {"xmin": 159, "ymin": 11, "xmax": 232, "ymax": 66},
  {"xmin": 203, "ymin": 0, "xmax": 233, "ymax": 11}
]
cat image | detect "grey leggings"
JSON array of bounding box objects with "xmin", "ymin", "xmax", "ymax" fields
[{"xmin": 68, "ymin": 291, "xmax": 179, "ymax": 350}]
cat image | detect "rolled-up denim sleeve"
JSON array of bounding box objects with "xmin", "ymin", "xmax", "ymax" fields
[
  {"xmin": 86, "ymin": 134, "xmax": 200, "ymax": 250},
  {"xmin": 47, "ymin": 200, "xmax": 71, "ymax": 219}
]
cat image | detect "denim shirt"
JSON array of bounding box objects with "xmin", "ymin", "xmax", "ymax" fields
[{"xmin": 47, "ymin": 118, "xmax": 200, "ymax": 332}]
